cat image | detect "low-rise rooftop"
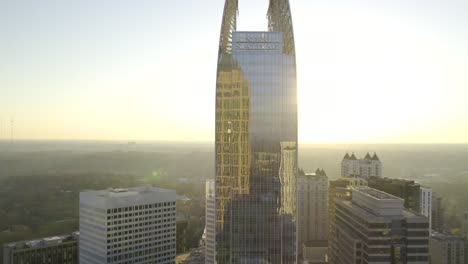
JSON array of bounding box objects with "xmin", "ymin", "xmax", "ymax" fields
[
  {"xmin": 358, "ymin": 188, "xmax": 400, "ymax": 200},
  {"xmin": 5, "ymin": 232, "xmax": 79, "ymax": 250}
]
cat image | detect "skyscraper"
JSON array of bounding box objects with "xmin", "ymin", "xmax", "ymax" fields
[
  {"xmin": 215, "ymin": 1, "xmax": 297, "ymax": 263},
  {"xmin": 327, "ymin": 177, "xmax": 367, "ymax": 263},
  {"xmin": 420, "ymin": 186, "xmax": 432, "ymax": 231},
  {"xmin": 432, "ymin": 194, "xmax": 445, "ymax": 233},
  {"xmin": 368, "ymin": 176, "xmax": 421, "ymax": 212},
  {"xmin": 79, "ymin": 187, "xmax": 177, "ymax": 264},
  {"xmin": 205, "ymin": 179, "xmax": 216, "ymax": 264},
  {"xmin": 331, "ymin": 188, "xmax": 429, "ymax": 264}
]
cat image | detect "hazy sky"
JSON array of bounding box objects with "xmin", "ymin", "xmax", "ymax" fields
[{"xmin": 1, "ymin": 0, "xmax": 467, "ymax": 143}]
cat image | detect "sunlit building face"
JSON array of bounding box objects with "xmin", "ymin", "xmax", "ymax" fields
[{"xmin": 215, "ymin": 1, "xmax": 298, "ymax": 263}]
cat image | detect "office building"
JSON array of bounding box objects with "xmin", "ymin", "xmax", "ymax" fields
[
  {"xmin": 463, "ymin": 210, "xmax": 468, "ymax": 239},
  {"xmin": 3, "ymin": 232, "xmax": 79, "ymax": 264},
  {"xmin": 297, "ymin": 169, "xmax": 328, "ymax": 259},
  {"xmin": 368, "ymin": 176, "xmax": 421, "ymax": 212},
  {"xmin": 341, "ymin": 152, "xmax": 382, "ymax": 178},
  {"xmin": 79, "ymin": 186, "xmax": 176, "ymax": 264},
  {"xmin": 205, "ymin": 179, "xmax": 216, "ymax": 264},
  {"xmin": 420, "ymin": 187, "xmax": 432, "ymax": 231},
  {"xmin": 177, "ymin": 215, "xmax": 188, "ymax": 254},
  {"xmin": 432, "ymin": 194, "xmax": 445, "ymax": 233},
  {"xmin": 215, "ymin": 0, "xmax": 297, "ymax": 263},
  {"xmin": 429, "ymin": 232, "xmax": 466, "ymax": 264},
  {"xmin": 331, "ymin": 188, "xmax": 429, "ymax": 264},
  {"xmin": 327, "ymin": 177, "xmax": 368, "ymax": 263}
]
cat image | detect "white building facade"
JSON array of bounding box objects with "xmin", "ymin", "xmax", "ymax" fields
[
  {"xmin": 420, "ymin": 187, "xmax": 432, "ymax": 231},
  {"xmin": 79, "ymin": 186, "xmax": 176, "ymax": 264},
  {"xmin": 341, "ymin": 152, "xmax": 382, "ymax": 178},
  {"xmin": 297, "ymin": 169, "xmax": 328, "ymax": 260},
  {"xmin": 205, "ymin": 179, "xmax": 216, "ymax": 264}
]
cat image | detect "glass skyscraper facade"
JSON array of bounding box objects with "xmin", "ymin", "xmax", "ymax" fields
[{"xmin": 215, "ymin": 1, "xmax": 297, "ymax": 263}]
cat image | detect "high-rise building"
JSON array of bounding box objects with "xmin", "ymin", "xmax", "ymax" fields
[
  {"xmin": 429, "ymin": 232, "xmax": 466, "ymax": 264},
  {"xmin": 79, "ymin": 186, "xmax": 176, "ymax": 264},
  {"xmin": 205, "ymin": 179, "xmax": 216, "ymax": 264},
  {"xmin": 327, "ymin": 177, "xmax": 367, "ymax": 263},
  {"xmin": 3, "ymin": 232, "xmax": 79, "ymax": 264},
  {"xmin": 177, "ymin": 215, "xmax": 188, "ymax": 254},
  {"xmin": 420, "ymin": 187, "xmax": 432, "ymax": 231},
  {"xmin": 368, "ymin": 176, "xmax": 421, "ymax": 212},
  {"xmin": 215, "ymin": 1, "xmax": 297, "ymax": 263},
  {"xmin": 297, "ymin": 169, "xmax": 328, "ymax": 260},
  {"xmin": 463, "ymin": 210, "xmax": 468, "ymax": 239},
  {"xmin": 330, "ymin": 188, "xmax": 429, "ymax": 264},
  {"xmin": 432, "ymin": 194, "xmax": 445, "ymax": 233},
  {"xmin": 341, "ymin": 152, "xmax": 382, "ymax": 178}
]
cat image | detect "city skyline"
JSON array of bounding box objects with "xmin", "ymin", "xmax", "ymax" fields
[{"xmin": 2, "ymin": 0, "xmax": 468, "ymax": 143}]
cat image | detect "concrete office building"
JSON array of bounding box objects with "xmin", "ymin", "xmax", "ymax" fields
[
  {"xmin": 177, "ymin": 215, "xmax": 188, "ymax": 254},
  {"xmin": 432, "ymin": 194, "xmax": 445, "ymax": 233},
  {"xmin": 331, "ymin": 188, "xmax": 429, "ymax": 264},
  {"xmin": 420, "ymin": 187, "xmax": 432, "ymax": 231},
  {"xmin": 297, "ymin": 169, "xmax": 328, "ymax": 260},
  {"xmin": 429, "ymin": 232, "xmax": 466, "ymax": 264},
  {"xmin": 463, "ymin": 210, "xmax": 468, "ymax": 239},
  {"xmin": 327, "ymin": 177, "xmax": 368, "ymax": 263},
  {"xmin": 79, "ymin": 186, "xmax": 176, "ymax": 264},
  {"xmin": 3, "ymin": 232, "xmax": 79, "ymax": 264},
  {"xmin": 341, "ymin": 152, "xmax": 382, "ymax": 178},
  {"xmin": 205, "ymin": 179, "xmax": 216, "ymax": 264}
]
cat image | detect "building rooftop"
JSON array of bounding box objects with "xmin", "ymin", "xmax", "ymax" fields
[
  {"xmin": 358, "ymin": 188, "xmax": 401, "ymax": 200},
  {"xmin": 5, "ymin": 232, "xmax": 79, "ymax": 250},
  {"xmin": 80, "ymin": 186, "xmax": 176, "ymax": 209},
  {"xmin": 83, "ymin": 186, "xmax": 174, "ymax": 198},
  {"xmin": 303, "ymin": 168, "xmax": 327, "ymax": 178},
  {"xmin": 339, "ymin": 198, "xmax": 426, "ymax": 222},
  {"xmin": 91, "ymin": 186, "xmax": 172, "ymax": 198},
  {"xmin": 431, "ymin": 231, "xmax": 466, "ymax": 242},
  {"xmin": 303, "ymin": 240, "xmax": 328, "ymax": 247}
]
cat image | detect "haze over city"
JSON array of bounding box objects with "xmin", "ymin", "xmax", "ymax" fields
[
  {"xmin": 3, "ymin": 1, "xmax": 468, "ymax": 264},
  {"xmin": 2, "ymin": 0, "xmax": 467, "ymax": 143}
]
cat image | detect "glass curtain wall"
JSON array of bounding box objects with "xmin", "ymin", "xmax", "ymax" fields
[{"xmin": 215, "ymin": 2, "xmax": 297, "ymax": 263}]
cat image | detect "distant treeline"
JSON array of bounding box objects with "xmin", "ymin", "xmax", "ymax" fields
[{"xmin": 0, "ymin": 171, "xmax": 205, "ymax": 260}]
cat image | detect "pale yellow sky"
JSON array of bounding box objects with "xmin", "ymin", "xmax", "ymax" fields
[{"xmin": 1, "ymin": 0, "xmax": 467, "ymax": 143}]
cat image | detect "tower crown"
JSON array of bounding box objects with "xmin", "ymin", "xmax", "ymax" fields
[{"xmin": 218, "ymin": 0, "xmax": 296, "ymax": 56}]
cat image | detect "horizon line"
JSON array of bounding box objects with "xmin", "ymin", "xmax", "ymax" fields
[{"xmin": 1, "ymin": 139, "xmax": 468, "ymax": 145}]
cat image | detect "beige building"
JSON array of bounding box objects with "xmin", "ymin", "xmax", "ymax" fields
[
  {"xmin": 297, "ymin": 169, "xmax": 328, "ymax": 260},
  {"xmin": 429, "ymin": 232, "xmax": 466, "ymax": 264},
  {"xmin": 341, "ymin": 152, "xmax": 382, "ymax": 178}
]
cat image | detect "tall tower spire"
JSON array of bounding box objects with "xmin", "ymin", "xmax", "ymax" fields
[{"xmin": 214, "ymin": 1, "xmax": 297, "ymax": 263}]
